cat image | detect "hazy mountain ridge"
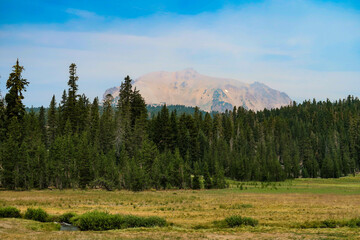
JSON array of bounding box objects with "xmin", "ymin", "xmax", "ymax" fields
[{"xmin": 104, "ymin": 68, "xmax": 292, "ymax": 112}]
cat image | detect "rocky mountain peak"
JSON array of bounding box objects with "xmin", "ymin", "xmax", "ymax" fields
[{"xmin": 104, "ymin": 69, "xmax": 291, "ymax": 112}]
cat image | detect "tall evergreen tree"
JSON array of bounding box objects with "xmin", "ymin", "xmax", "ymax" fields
[
  {"xmin": 100, "ymin": 94, "xmax": 115, "ymax": 154},
  {"xmin": 38, "ymin": 106, "xmax": 47, "ymax": 146},
  {"xmin": 66, "ymin": 63, "xmax": 79, "ymax": 132},
  {"xmin": 1, "ymin": 118, "xmax": 22, "ymax": 189},
  {"xmin": 5, "ymin": 59, "xmax": 29, "ymax": 122},
  {"xmin": 89, "ymin": 97, "xmax": 100, "ymax": 146},
  {"xmin": 47, "ymin": 95, "xmax": 57, "ymax": 146},
  {"xmin": 0, "ymin": 90, "xmax": 6, "ymax": 141},
  {"xmin": 116, "ymin": 76, "xmax": 133, "ymax": 156}
]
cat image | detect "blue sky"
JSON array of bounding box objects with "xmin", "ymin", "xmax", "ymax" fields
[{"xmin": 0, "ymin": 0, "xmax": 360, "ymax": 106}]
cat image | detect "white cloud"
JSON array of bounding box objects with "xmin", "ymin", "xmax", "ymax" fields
[{"xmin": 66, "ymin": 8, "xmax": 105, "ymax": 21}]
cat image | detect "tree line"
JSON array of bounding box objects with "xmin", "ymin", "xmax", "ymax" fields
[{"xmin": 0, "ymin": 60, "xmax": 359, "ymax": 190}]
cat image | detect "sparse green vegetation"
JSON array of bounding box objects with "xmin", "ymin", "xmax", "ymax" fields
[
  {"xmin": 24, "ymin": 207, "xmax": 49, "ymax": 222},
  {"xmin": 59, "ymin": 212, "xmax": 77, "ymax": 223},
  {"xmin": 71, "ymin": 211, "xmax": 167, "ymax": 231},
  {"xmin": 26, "ymin": 221, "xmax": 61, "ymax": 231},
  {"xmin": 0, "ymin": 206, "xmax": 21, "ymax": 218},
  {"xmin": 224, "ymin": 215, "xmax": 259, "ymax": 227},
  {"xmin": 299, "ymin": 218, "xmax": 360, "ymax": 229}
]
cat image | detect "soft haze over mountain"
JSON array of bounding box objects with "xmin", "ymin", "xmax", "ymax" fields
[{"xmin": 104, "ymin": 69, "xmax": 291, "ymax": 112}]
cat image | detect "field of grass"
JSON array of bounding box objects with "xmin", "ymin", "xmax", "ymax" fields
[{"xmin": 1, "ymin": 175, "xmax": 360, "ymax": 239}]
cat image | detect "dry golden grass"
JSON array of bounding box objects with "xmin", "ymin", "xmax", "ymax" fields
[{"xmin": 1, "ymin": 176, "xmax": 360, "ymax": 239}]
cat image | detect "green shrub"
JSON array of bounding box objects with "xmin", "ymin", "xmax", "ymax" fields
[
  {"xmin": 143, "ymin": 216, "xmax": 167, "ymax": 227},
  {"xmin": 72, "ymin": 211, "xmax": 167, "ymax": 231},
  {"xmin": 322, "ymin": 219, "xmax": 339, "ymax": 228},
  {"xmin": 347, "ymin": 218, "xmax": 360, "ymax": 227},
  {"xmin": 225, "ymin": 215, "xmax": 258, "ymax": 227},
  {"xmin": 299, "ymin": 221, "xmax": 323, "ymax": 228},
  {"xmin": 59, "ymin": 212, "xmax": 77, "ymax": 223},
  {"xmin": 47, "ymin": 215, "xmax": 60, "ymax": 222},
  {"xmin": 24, "ymin": 208, "xmax": 49, "ymax": 222},
  {"xmin": 0, "ymin": 206, "xmax": 21, "ymax": 218},
  {"xmin": 299, "ymin": 218, "xmax": 360, "ymax": 229}
]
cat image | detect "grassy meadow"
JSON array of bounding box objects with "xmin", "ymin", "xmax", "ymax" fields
[{"xmin": 1, "ymin": 176, "xmax": 360, "ymax": 239}]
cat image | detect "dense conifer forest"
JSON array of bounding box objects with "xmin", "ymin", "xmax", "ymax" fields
[{"xmin": 0, "ymin": 60, "xmax": 359, "ymax": 191}]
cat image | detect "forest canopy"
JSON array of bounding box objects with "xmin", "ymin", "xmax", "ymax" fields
[{"xmin": 0, "ymin": 60, "xmax": 359, "ymax": 191}]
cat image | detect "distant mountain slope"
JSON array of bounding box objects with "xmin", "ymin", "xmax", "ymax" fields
[{"xmin": 104, "ymin": 68, "xmax": 291, "ymax": 112}]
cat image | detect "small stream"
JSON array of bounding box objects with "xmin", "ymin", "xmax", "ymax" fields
[{"xmin": 59, "ymin": 222, "xmax": 79, "ymax": 231}]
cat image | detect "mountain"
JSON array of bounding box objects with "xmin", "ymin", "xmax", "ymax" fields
[{"xmin": 103, "ymin": 68, "xmax": 291, "ymax": 112}]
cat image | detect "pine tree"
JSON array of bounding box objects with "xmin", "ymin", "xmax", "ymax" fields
[
  {"xmin": 100, "ymin": 94, "xmax": 115, "ymax": 154},
  {"xmin": 66, "ymin": 63, "xmax": 79, "ymax": 132},
  {"xmin": 78, "ymin": 132, "xmax": 93, "ymax": 189},
  {"xmin": 166, "ymin": 149, "xmax": 185, "ymax": 188},
  {"xmin": 58, "ymin": 90, "xmax": 68, "ymax": 134},
  {"xmin": 115, "ymin": 76, "xmax": 132, "ymax": 156},
  {"xmin": 202, "ymin": 112, "xmax": 213, "ymax": 140},
  {"xmin": 1, "ymin": 118, "xmax": 22, "ymax": 189},
  {"xmin": 0, "ymin": 91, "xmax": 6, "ymax": 142},
  {"xmin": 321, "ymin": 151, "xmax": 334, "ymax": 178},
  {"xmin": 203, "ymin": 162, "xmax": 212, "ymax": 189},
  {"xmin": 129, "ymin": 88, "xmax": 147, "ymax": 155},
  {"xmin": 192, "ymin": 161, "xmax": 201, "ymax": 189},
  {"xmin": 38, "ymin": 106, "xmax": 47, "ymax": 146},
  {"xmin": 49, "ymin": 136, "xmax": 66, "ymax": 189},
  {"xmin": 213, "ymin": 160, "xmax": 226, "ymax": 189},
  {"xmin": 188, "ymin": 115, "xmax": 200, "ymax": 164},
  {"xmin": 301, "ymin": 137, "xmax": 318, "ymax": 178},
  {"xmin": 35, "ymin": 144, "xmax": 48, "ymax": 189},
  {"xmin": 178, "ymin": 114, "xmax": 190, "ymax": 159},
  {"xmin": 155, "ymin": 105, "xmax": 171, "ymax": 151},
  {"xmin": 89, "ymin": 97, "xmax": 100, "ymax": 146},
  {"xmin": 22, "ymin": 110, "xmax": 44, "ymax": 189},
  {"xmin": 138, "ymin": 139, "xmax": 158, "ymax": 175},
  {"xmin": 102, "ymin": 149, "xmax": 119, "ymax": 190},
  {"xmin": 151, "ymin": 156, "xmax": 162, "ymax": 190},
  {"xmin": 77, "ymin": 94, "xmax": 90, "ymax": 133},
  {"xmin": 129, "ymin": 157, "xmax": 146, "ymax": 191},
  {"xmin": 5, "ymin": 59, "xmax": 29, "ymax": 122},
  {"xmin": 47, "ymin": 95, "xmax": 57, "ymax": 146},
  {"xmin": 169, "ymin": 110, "xmax": 179, "ymax": 152}
]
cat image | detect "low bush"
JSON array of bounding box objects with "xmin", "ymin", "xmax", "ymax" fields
[
  {"xmin": 24, "ymin": 208, "xmax": 49, "ymax": 222},
  {"xmin": 0, "ymin": 206, "xmax": 21, "ymax": 218},
  {"xmin": 47, "ymin": 215, "xmax": 60, "ymax": 222},
  {"xmin": 72, "ymin": 211, "xmax": 167, "ymax": 231},
  {"xmin": 322, "ymin": 219, "xmax": 339, "ymax": 228},
  {"xmin": 347, "ymin": 218, "xmax": 360, "ymax": 228},
  {"xmin": 59, "ymin": 212, "xmax": 77, "ymax": 223},
  {"xmin": 225, "ymin": 215, "xmax": 258, "ymax": 227},
  {"xmin": 299, "ymin": 218, "xmax": 360, "ymax": 228}
]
